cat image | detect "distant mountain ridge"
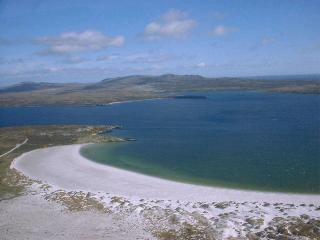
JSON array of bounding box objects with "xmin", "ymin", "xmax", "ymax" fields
[
  {"xmin": 244, "ymin": 74, "xmax": 320, "ymax": 81},
  {"xmin": 0, "ymin": 82, "xmax": 65, "ymax": 93},
  {"xmin": 2, "ymin": 74, "xmax": 319, "ymax": 93},
  {"xmin": 83, "ymin": 74, "xmax": 207, "ymax": 90},
  {"xmin": 0, "ymin": 74, "xmax": 319, "ymax": 106}
]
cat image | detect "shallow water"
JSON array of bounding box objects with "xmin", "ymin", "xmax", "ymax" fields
[{"xmin": 1, "ymin": 91, "xmax": 319, "ymax": 193}]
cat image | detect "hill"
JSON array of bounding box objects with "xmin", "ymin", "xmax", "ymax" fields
[
  {"xmin": 0, "ymin": 74, "xmax": 319, "ymax": 106},
  {"xmin": 0, "ymin": 82, "xmax": 66, "ymax": 94}
]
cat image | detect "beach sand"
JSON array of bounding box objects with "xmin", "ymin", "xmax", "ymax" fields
[
  {"xmin": 11, "ymin": 144, "xmax": 320, "ymax": 204},
  {"xmin": 0, "ymin": 193, "xmax": 153, "ymax": 240},
  {"xmin": 3, "ymin": 144, "xmax": 319, "ymax": 239}
]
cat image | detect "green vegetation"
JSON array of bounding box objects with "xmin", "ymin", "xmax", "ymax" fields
[
  {"xmin": 0, "ymin": 74, "xmax": 319, "ymax": 106},
  {"xmin": 44, "ymin": 190, "xmax": 110, "ymax": 212},
  {"xmin": 0, "ymin": 125, "xmax": 119, "ymax": 200},
  {"xmin": 1, "ymin": 125, "xmax": 319, "ymax": 239}
]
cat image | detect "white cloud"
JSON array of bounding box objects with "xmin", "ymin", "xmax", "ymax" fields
[
  {"xmin": 196, "ymin": 62, "xmax": 207, "ymax": 68},
  {"xmin": 62, "ymin": 56, "xmax": 88, "ymax": 64},
  {"xmin": 261, "ymin": 37, "xmax": 275, "ymax": 46},
  {"xmin": 37, "ymin": 30, "xmax": 124, "ymax": 54},
  {"xmin": 143, "ymin": 9, "xmax": 197, "ymax": 40},
  {"xmin": 250, "ymin": 37, "xmax": 276, "ymax": 51},
  {"xmin": 210, "ymin": 25, "xmax": 239, "ymax": 37},
  {"xmin": 96, "ymin": 55, "xmax": 119, "ymax": 61},
  {"xmin": 124, "ymin": 52, "xmax": 174, "ymax": 63},
  {"xmin": 212, "ymin": 11, "xmax": 225, "ymax": 20}
]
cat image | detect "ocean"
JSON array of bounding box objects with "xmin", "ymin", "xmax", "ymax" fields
[{"xmin": 1, "ymin": 91, "xmax": 319, "ymax": 193}]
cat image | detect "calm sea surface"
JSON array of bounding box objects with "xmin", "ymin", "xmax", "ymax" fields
[{"xmin": 1, "ymin": 91, "xmax": 319, "ymax": 193}]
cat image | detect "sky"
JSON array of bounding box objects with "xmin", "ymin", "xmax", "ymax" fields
[{"xmin": 0, "ymin": 0, "xmax": 319, "ymax": 85}]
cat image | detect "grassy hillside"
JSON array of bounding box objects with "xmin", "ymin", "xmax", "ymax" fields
[{"xmin": 0, "ymin": 74, "xmax": 319, "ymax": 106}]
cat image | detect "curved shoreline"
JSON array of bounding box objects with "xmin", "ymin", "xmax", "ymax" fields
[
  {"xmin": 106, "ymin": 97, "xmax": 165, "ymax": 105},
  {"xmin": 11, "ymin": 144, "xmax": 320, "ymax": 204}
]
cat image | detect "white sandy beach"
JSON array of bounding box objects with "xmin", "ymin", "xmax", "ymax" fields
[{"xmin": 11, "ymin": 144, "xmax": 320, "ymax": 204}]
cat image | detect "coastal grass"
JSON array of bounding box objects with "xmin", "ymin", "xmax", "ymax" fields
[
  {"xmin": 0, "ymin": 125, "xmax": 117, "ymax": 200},
  {"xmin": 3, "ymin": 126, "xmax": 320, "ymax": 239}
]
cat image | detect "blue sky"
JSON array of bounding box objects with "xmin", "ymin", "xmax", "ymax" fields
[{"xmin": 0, "ymin": 0, "xmax": 319, "ymax": 85}]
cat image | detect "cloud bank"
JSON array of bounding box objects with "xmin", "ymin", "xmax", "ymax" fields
[
  {"xmin": 143, "ymin": 9, "xmax": 197, "ymax": 40},
  {"xmin": 210, "ymin": 25, "xmax": 239, "ymax": 36},
  {"xmin": 37, "ymin": 30, "xmax": 124, "ymax": 54}
]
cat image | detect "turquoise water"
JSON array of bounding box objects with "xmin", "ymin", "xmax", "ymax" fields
[
  {"xmin": 1, "ymin": 91, "xmax": 319, "ymax": 193},
  {"xmin": 80, "ymin": 92, "xmax": 320, "ymax": 193}
]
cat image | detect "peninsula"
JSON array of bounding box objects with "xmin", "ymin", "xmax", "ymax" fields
[{"xmin": 0, "ymin": 74, "xmax": 319, "ymax": 106}]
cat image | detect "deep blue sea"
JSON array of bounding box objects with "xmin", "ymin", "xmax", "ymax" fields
[{"xmin": 1, "ymin": 91, "xmax": 319, "ymax": 193}]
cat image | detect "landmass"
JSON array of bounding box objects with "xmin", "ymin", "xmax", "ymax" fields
[
  {"xmin": 1, "ymin": 125, "xmax": 319, "ymax": 240},
  {"xmin": 0, "ymin": 125, "xmax": 120, "ymax": 200},
  {"xmin": 172, "ymin": 95, "xmax": 207, "ymax": 99},
  {"xmin": 0, "ymin": 74, "xmax": 319, "ymax": 106}
]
